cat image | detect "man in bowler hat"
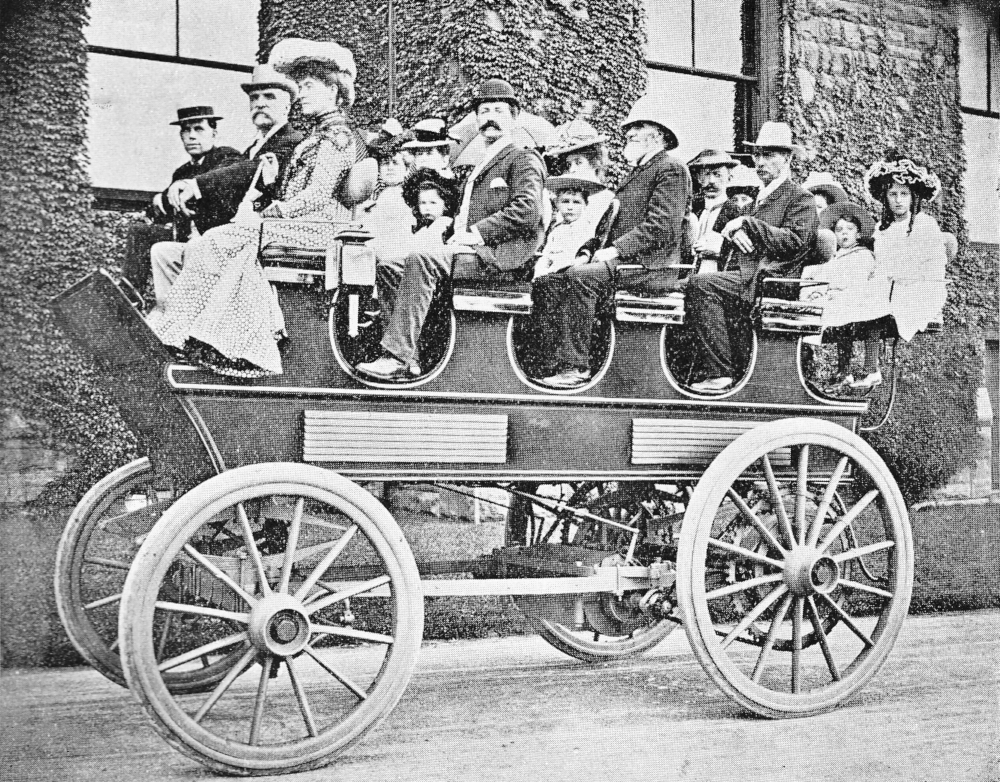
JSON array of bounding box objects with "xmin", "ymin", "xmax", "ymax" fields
[
  {"xmin": 358, "ymin": 78, "xmax": 545, "ymax": 381},
  {"xmin": 122, "ymin": 106, "xmax": 241, "ymax": 294}
]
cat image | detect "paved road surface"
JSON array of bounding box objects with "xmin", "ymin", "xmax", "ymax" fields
[{"xmin": 2, "ymin": 610, "xmax": 998, "ymax": 782}]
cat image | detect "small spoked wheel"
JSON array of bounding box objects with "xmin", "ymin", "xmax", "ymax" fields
[
  {"xmin": 677, "ymin": 418, "xmax": 912, "ymax": 718},
  {"xmin": 119, "ymin": 463, "xmax": 423, "ymax": 776},
  {"xmin": 54, "ymin": 458, "xmax": 240, "ymax": 691},
  {"xmin": 508, "ymin": 482, "xmax": 681, "ymax": 662}
]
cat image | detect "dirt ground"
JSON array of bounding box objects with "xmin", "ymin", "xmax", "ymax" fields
[{"xmin": 1, "ymin": 609, "xmax": 997, "ymax": 782}]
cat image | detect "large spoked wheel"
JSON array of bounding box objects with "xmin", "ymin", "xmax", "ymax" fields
[
  {"xmin": 509, "ymin": 482, "xmax": 681, "ymax": 662},
  {"xmin": 119, "ymin": 463, "xmax": 423, "ymax": 776},
  {"xmin": 54, "ymin": 458, "xmax": 241, "ymax": 691},
  {"xmin": 677, "ymin": 418, "xmax": 912, "ymax": 718}
]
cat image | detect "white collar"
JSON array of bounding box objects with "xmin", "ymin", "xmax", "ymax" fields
[
  {"xmin": 249, "ymin": 121, "xmax": 286, "ymax": 155},
  {"xmin": 471, "ymin": 135, "xmax": 513, "ymax": 179},
  {"xmin": 702, "ymin": 192, "xmax": 728, "ymax": 210},
  {"xmin": 756, "ymin": 167, "xmax": 790, "ymax": 203}
]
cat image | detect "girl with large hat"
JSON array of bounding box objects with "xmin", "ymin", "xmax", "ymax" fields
[
  {"xmin": 863, "ymin": 152, "xmax": 947, "ymax": 350},
  {"xmin": 147, "ymin": 39, "xmax": 367, "ymax": 376},
  {"xmin": 544, "ymin": 119, "xmax": 615, "ymax": 232}
]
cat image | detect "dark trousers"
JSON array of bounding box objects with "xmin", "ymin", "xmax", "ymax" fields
[
  {"xmin": 123, "ymin": 222, "xmax": 172, "ymax": 291},
  {"xmin": 687, "ymin": 270, "xmax": 753, "ymax": 380}
]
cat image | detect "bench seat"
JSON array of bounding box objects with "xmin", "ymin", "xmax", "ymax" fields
[
  {"xmin": 759, "ymin": 297, "xmax": 824, "ymax": 335},
  {"xmin": 614, "ymin": 290, "xmax": 685, "ymax": 325}
]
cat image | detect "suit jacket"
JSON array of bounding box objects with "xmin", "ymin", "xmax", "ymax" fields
[
  {"xmin": 192, "ymin": 122, "xmax": 305, "ymax": 226},
  {"xmin": 462, "ymin": 143, "xmax": 546, "ymax": 273},
  {"xmin": 158, "ymin": 144, "xmax": 243, "ymax": 238},
  {"xmin": 726, "ymin": 177, "xmax": 818, "ymax": 300},
  {"xmin": 580, "ymin": 149, "xmax": 691, "ymax": 275}
]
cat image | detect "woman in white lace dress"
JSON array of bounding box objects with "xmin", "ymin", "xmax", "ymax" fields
[{"xmin": 147, "ymin": 39, "xmax": 361, "ymax": 376}]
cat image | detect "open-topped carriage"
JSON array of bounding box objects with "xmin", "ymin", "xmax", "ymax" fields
[{"xmin": 51, "ymin": 220, "xmax": 922, "ymax": 776}]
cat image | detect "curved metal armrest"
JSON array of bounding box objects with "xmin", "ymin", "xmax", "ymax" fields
[
  {"xmin": 116, "ymin": 274, "xmax": 147, "ymax": 311},
  {"xmin": 761, "ymin": 277, "xmax": 825, "ymax": 288}
]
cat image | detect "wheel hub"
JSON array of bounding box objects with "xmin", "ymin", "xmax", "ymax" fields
[
  {"xmin": 784, "ymin": 546, "xmax": 841, "ymax": 597},
  {"xmin": 248, "ymin": 594, "xmax": 311, "ymax": 656}
]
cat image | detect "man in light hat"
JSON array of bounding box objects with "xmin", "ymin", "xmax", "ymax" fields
[
  {"xmin": 686, "ymin": 121, "xmax": 818, "ymax": 393},
  {"xmin": 527, "ymin": 94, "xmax": 691, "ymax": 388},
  {"xmin": 122, "ymin": 106, "xmax": 241, "ymax": 295},
  {"xmin": 148, "ymin": 68, "xmax": 306, "ymax": 301},
  {"xmin": 358, "ymin": 78, "xmax": 545, "ymax": 382},
  {"xmin": 402, "ymin": 117, "xmax": 456, "ymax": 176},
  {"xmin": 687, "ymin": 149, "xmax": 741, "ymax": 271}
]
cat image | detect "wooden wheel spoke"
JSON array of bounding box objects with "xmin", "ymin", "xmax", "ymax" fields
[
  {"xmin": 83, "ymin": 556, "xmax": 131, "ymax": 571},
  {"xmin": 751, "ymin": 593, "xmax": 793, "ymax": 683},
  {"xmin": 805, "ymin": 597, "xmax": 841, "ymax": 681},
  {"xmin": 706, "ymin": 572, "xmax": 784, "ymax": 601},
  {"xmin": 761, "ymin": 454, "xmax": 796, "ymax": 547},
  {"xmin": 795, "ymin": 446, "xmax": 809, "ymax": 546},
  {"xmin": 833, "ymin": 540, "xmax": 894, "ymax": 563},
  {"xmin": 109, "ymin": 635, "xmax": 120, "ymax": 652},
  {"xmin": 294, "ymin": 525, "xmax": 358, "ymax": 602},
  {"xmin": 237, "ymin": 503, "xmax": 273, "ymax": 597},
  {"xmin": 720, "ymin": 584, "xmax": 789, "ymax": 649},
  {"xmin": 84, "ymin": 592, "xmax": 122, "ymax": 610},
  {"xmin": 791, "ymin": 597, "xmax": 803, "ymax": 693},
  {"xmin": 155, "ymin": 600, "xmax": 249, "ymax": 624},
  {"xmin": 156, "ymin": 612, "xmax": 174, "ymax": 663},
  {"xmin": 306, "ymin": 575, "xmax": 391, "ymax": 615},
  {"xmin": 819, "ymin": 490, "xmax": 880, "ymax": 554},
  {"xmin": 807, "ymin": 457, "xmax": 849, "ymax": 547},
  {"xmin": 837, "ymin": 578, "xmax": 894, "ymax": 599},
  {"xmin": 249, "ymin": 655, "xmax": 273, "ymax": 745},
  {"xmin": 708, "ymin": 537, "xmax": 784, "ymax": 569},
  {"xmin": 278, "ymin": 498, "xmax": 305, "ymax": 594},
  {"xmin": 302, "ymin": 646, "xmax": 368, "ymax": 701},
  {"xmin": 817, "ymin": 592, "xmax": 875, "ymax": 649},
  {"xmin": 311, "ymin": 624, "xmax": 394, "ymax": 645},
  {"xmin": 725, "ymin": 489, "xmax": 786, "ymax": 554},
  {"xmin": 158, "ymin": 631, "xmax": 249, "ymax": 672},
  {"xmin": 193, "ymin": 646, "xmax": 258, "ymax": 724},
  {"xmin": 286, "ymin": 657, "xmax": 318, "ymax": 737},
  {"xmin": 182, "ymin": 543, "xmax": 258, "ymax": 607}
]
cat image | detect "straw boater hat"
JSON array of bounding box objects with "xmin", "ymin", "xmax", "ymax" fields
[
  {"xmin": 240, "ymin": 64, "xmax": 298, "ymax": 99},
  {"xmin": 546, "ymin": 170, "xmax": 606, "ymax": 196},
  {"xmin": 268, "ymin": 38, "xmax": 357, "ymax": 105},
  {"xmin": 744, "ymin": 121, "xmax": 803, "ymax": 155},
  {"xmin": 687, "ymin": 149, "xmax": 740, "ymax": 170},
  {"xmin": 170, "ymin": 105, "xmax": 223, "ymax": 126},
  {"xmin": 820, "ymin": 201, "xmax": 876, "ymax": 239},
  {"xmin": 402, "ymin": 117, "xmax": 457, "ymax": 150},
  {"xmin": 471, "ymin": 78, "xmax": 521, "ymax": 110},
  {"xmin": 620, "ymin": 93, "xmax": 679, "ymax": 151},
  {"xmin": 802, "ymin": 171, "xmax": 849, "ymax": 205},
  {"xmin": 547, "ymin": 119, "xmax": 609, "ymax": 158},
  {"xmin": 864, "ymin": 155, "xmax": 941, "ymax": 202}
]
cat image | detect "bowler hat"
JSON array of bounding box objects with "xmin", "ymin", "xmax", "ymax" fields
[
  {"xmin": 620, "ymin": 94, "xmax": 679, "ymax": 151},
  {"xmin": 241, "ymin": 64, "xmax": 298, "ymax": 99},
  {"xmin": 820, "ymin": 201, "xmax": 876, "ymax": 239},
  {"xmin": 687, "ymin": 149, "xmax": 739, "ymax": 170},
  {"xmin": 170, "ymin": 106, "xmax": 223, "ymax": 126},
  {"xmin": 402, "ymin": 118, "xmax": 457, "ymax": 150},
  {"xmin": 744, "ymin": 121, "xmax": 803, "ymax": 154},
  {"xmin": 471, "ymin": 78, "xmax": 521, "ymax": 110},
  {"xmin": 803, "ymin": 171, "xmax": 849, "ymax": 205},
  {"xmin": 547, "ymin": 171, "xmax": 606, "ymax": 196}
]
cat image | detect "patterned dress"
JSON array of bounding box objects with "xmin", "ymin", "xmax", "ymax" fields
[{"xmin": 147, "ymin": 112, "xmax": 358, "ymax": 375}]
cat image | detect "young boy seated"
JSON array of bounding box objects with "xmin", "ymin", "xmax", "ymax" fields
[{"xmin": 533, "ymin": 174, "xmax": 606, "ymax": 279}]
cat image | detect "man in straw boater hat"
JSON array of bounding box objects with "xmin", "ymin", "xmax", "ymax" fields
[
  {"xmin": 528, "ymin": 92, "xmax": 691, "ymax": 388},
  {"xmin": 685, "ymin": 120, "xmax": 818, "ymax": 394},
  {"xmin": 122, "ymin": 105, "xmax": 242, "ymax": 296},
  {"xmin": 152, "ymin": 66, "xmax": 305, "ymax": 301},
  {"xmin": 357, "ymin": 78, "xmax": 545, "ymax": 381}
]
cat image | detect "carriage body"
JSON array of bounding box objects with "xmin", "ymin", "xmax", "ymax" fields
[{"xmin": 50, "ymin": 233, "xmax": 912, "ymax": 776}]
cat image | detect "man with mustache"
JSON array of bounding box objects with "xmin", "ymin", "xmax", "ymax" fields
[
  {"xmin": 358, "ymin": 78, "xmax": 545, "ymax": 381},
  {"xmin": 685, "ymin": 122, "xmax": 818, "ymax": 394},
  {"xmin": 148, "ymin": 66, "xmax": 304, "ymax": 301},
  {"xmin": 688, "ymin": 148, "xmax": 741, "ymax": 274}
]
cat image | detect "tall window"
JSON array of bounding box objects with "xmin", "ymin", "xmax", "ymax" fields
[
  {"xmin": 86, "ymin": 0, "xmax": 259, "ymax": 199},
  {"xmin": 644, "ymin": 0, "xmax": 756, "ymax": 163},
  {"xmin": 958, "ymin": 3, "xmax": 999, "ymax": 244}
]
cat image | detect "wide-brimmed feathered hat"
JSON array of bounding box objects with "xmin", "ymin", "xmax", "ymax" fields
[
  {"xmin": 864, "ymin": 155, "xmax": 941, "ymax": 202},
  {"xmin": 546, "ymin": 119, "xmax": 609, "ymax": 158},
  {"xmin": 820, "ymin": 201, "xmax": 876, "ymax": 239},
  {"xmin": 546, "ymin": 171, "xmax": 606, "ymax": 196},
  {"xmin": 402, "ymin": 168, "xmax": 461, "ymax": 216},
  {"xmin": 803, "ymin": 171, "xmax": 849, "ymax": 205}
]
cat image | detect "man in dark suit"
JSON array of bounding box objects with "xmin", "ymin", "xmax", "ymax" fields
[
  {"xmin": 122, "ymin": 106, "xmax": 241, "ymax": 294},
  {"xmin": 688, "ymin": 148, "xmax": 741, "ymax": 274},
  {"xmin": 529, "ymin": 95, "xmax": 691, "ymax": 388},
  {"xmin": 687, "ymin": 122, "xmax": 819, "ymax": 393},
  {"xmin": 358, "ymin": 78, "xmax": 545, "ymax": 381}
]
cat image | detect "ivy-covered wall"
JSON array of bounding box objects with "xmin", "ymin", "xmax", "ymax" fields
[
  {"xmin": 0, "ymin": 0, "xmax": 139, "ymax": 509},
  {"xmin": 783, "ymin": 0, "xmax": 995, "ymax": 501}
]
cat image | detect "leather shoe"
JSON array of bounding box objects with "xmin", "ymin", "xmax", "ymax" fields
[
  {"xmin": 690, "ymin": 376, "xmax": 734, "ymax": 394},
  {"xmin": 357, "ymin": 354, "xmax": 420, "ymax": 381},
  {"xmin": 540, "ymin": 368, "xmax": 591, "ymax": 389}
]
